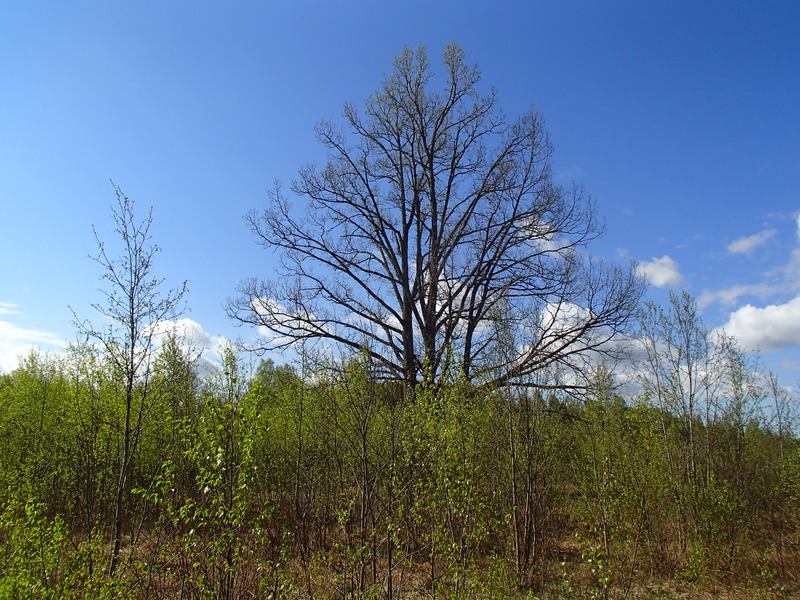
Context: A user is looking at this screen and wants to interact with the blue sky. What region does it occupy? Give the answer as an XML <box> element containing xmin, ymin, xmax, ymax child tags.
<box><xmin>1</xmin><ymin>1</ymin><xmax>799</xmax><ymax>384</ymax></box>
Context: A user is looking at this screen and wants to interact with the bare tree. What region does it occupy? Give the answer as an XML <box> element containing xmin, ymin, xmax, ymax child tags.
<box><xmin>230</xmin><ymin>44</ymin><xmax>643</xmax><ymax>389</ymax></box>
<box><xmin>767</xmin><ymin>371</ymin><xmax>796</xmax><ymax>461</ymax></box>
<box><xmin>636</xmin><ymin>291</ymin><xmax>715</xmax><ymax>482</ymax></box>
<box><xmin>73</xmin><ymin>184</ymin><xmax>186</xmax><ymax>575</ymax></box>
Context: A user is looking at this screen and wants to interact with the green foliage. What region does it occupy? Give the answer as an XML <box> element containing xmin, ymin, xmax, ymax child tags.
<box><xmin>0</xmin><ymin>309</ymin><xmax>797</xmax><ymax>597</ymax></box>
<box><xmin>404</xmin><ymin>379</ymin><xmax>497</xmax><ymax>596</ymax></box>
<box><xmin>0</xmin><ymin>494</ymin><xmax>70</xmax><ymax>597</ymax></box>
<box><xmin>0</xmin><ymin>493</ymin><xmax>133</xmax><ymax>599</ymax></box>
<box><xmin>0</xmin><ymin>352</ymin><xmax>72</xmax><ymax>500</ymax></box>
<box><xmin>679</xmin><ymin>540</ymin><xmax>708</xmax><ymax>583</ymax></box>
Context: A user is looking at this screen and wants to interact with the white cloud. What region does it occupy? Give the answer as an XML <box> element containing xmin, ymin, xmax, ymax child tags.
<box><xmin>0</xmin><ymin>320</ymin><xmax>65</xmax><ymax>373</ymax></box>
<box><xmin>249</xmin><ymin>296</ymin><xmax>332</xmax><ymax>349</ymax></box>
<box><xmin>538</xmin><ymin>302</ymin><xmax>591</xmax><ymax>348</ymax></box>
<box><xmin>0</xmin><ymin>313</ymin><xmax>229</xmax><ymax>374</ymax></box>
<box><xmin>636</xmin><ymin>256</ymin><xmax>684</xmax><ymax>288</ymax></box>
<box><xmin>782</xmin><ymin>248</ymin><xmax>800</xmax><ymax>288</ymax></box>
<box><xmin>718</xmin><ymin>296</ymin><xmax>800</xmax><ymax>352</ymax></box>
<box><xmin>697</xmin><ymin>283</ymin><xmax>778</xmax><ymax>309</ymax></box>
<box><xmin>726</xmin><ymin>229</ymin><xmax>776</xmax><ymax>256</ymax></box>
<box><xmin>147</xmin><ymin>318</ymin><xmax>229</xmax><ymax>365</ymax></box>
<box><xmin>0</xmin><ymin>303</ymin><xmax>20</xmax><ymax>316</ymax></box>
<box><xmin>702</xmin><ymin>223</ymin><xmax>800</xmax><ymax>309</ymax></box>
<box><xmin>0</xmin><ymin>302</ymin><xmax>19</xmax><ymax>315</ymax></box>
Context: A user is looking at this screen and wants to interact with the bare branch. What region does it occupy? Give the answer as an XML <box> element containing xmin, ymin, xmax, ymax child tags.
<box><xmin>230</xmin><ymin>45</ymin><xmax>644</xmax><ymax>389</ymax></box>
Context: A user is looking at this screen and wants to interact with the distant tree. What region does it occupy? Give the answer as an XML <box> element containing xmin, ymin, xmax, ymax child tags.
<box><xmin>152</xmin><ymin>330</ymin><xmax>202</xmax><ymax>419</ymax></box>
<box><xmin>251</xmin><ymin>357</ymin><xmax>299</xmax><ymax>396</ymax></box>
<box><xmin>230</xmin><ymin>44</ymin><xmax>644</xmax><ymax>389</ymax></box>
<box><xmin>767</xmin><ymin>371</ymin><xmax>796</xmax><ymax>461</ymax></box>
<box><xmin>73</xmin><ymin>184</ymin><xmax>186</xmax><ymax>575</ymax></box>
<box><xmin>636</xmin><ymin>291</ymin><xmax>712</xmax><ymax>482</ymax></box>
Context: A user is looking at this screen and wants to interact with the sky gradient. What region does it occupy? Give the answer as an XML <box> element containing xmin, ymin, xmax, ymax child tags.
<box><xmin>2</xmin><ymin>1</ymin><xmax>799</xmax><ymax>384</ymax></box>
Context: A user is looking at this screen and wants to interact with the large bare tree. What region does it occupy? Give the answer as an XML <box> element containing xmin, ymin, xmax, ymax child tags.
<box><xmin>230</xmin><ymin>44</ymin><xmax>644</xmax><ymax>389</ymax></box>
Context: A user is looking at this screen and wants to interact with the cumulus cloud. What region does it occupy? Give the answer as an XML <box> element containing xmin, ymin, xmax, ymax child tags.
<box><xmin>147</xmin><ymin>318</ymin><xmax>229</xmax><ymax>365</ymax></box>
<box><xmin>636</xmin><ymin>256</ymin><xmax>684</xmax><ymax>288</ymax></box>
<box><xmin>540</xmin><ymin>301</ymin><xmax>591</xmax><ymax>334</ymax></box>
<box><xmin>0</xmin><ymin>319</ymin><xmax>65</xmax><ymax>373</ymax></box>
<box><xmin>0</xmin><ymin>312</ymin><xmax>229</xmax><ymax>374</ymax></box>
<box><xmin>717</xmin><ymin>296</ymin><xmax>800</xmax><ymax>352</ymax></box>
<box><xmin>726</xmin><ymin>229</ymin><xmax>776</xmax><ymax>256</ymax></box>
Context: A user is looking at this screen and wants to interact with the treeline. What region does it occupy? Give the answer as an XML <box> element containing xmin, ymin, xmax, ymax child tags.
<box><xmin>0</xmin><ymin>326</ymin><xmax>798</xmax><ymax>598</ymax></box>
